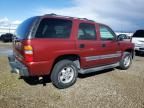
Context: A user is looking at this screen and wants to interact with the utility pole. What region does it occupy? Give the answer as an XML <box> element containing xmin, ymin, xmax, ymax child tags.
<box><xmin>9</xmin><ymin>23</ymin><xmax>11</xmax><ymax>33</ymax></box>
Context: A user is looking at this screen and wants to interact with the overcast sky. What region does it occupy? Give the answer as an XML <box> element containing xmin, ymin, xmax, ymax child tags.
<box><xmin>0</xmin><ymin>0</ymin><xmax>144</xmax><ymax>32</ymax></box>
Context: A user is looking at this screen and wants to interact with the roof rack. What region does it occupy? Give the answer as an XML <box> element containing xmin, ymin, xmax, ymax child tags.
<box><xmin>78</xmin><ymin>18</ymin><xmax>95</xmax><ymax>22</ymax></box>
<box><xmin>44</xmin><ymin>13</ymin><xmax>74</xmax><ymax>19</ymax></box>
<box><xmin>79</xmin><ymin>18</ymin><xmax>88</xmax><ymax>20</ymax></box>
<box><xmin>44</xmin><ymin>13</ymin><xmax>57</xmax><ymax>16</ymax></box>
<box><xmin>43</xmin><ymin>13</ymin><xmax>95</xmax><ymax>22</ymax></box>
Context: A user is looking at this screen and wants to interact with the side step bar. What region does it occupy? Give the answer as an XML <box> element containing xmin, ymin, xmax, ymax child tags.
<box><xmin>79</xmin><ymin>62</ymin><xmax>119</xmax><ymax>74</ymax></box>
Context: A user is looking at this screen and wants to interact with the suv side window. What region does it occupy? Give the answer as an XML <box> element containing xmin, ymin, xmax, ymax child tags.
<box><xmin>100</xmin><ymin>25</ymin><xmax>116</xmax><ymax>40</ymax></box>
<box><xmin>35</xmin><ymin>18</ymin><xmax>72</xmax><ymax>38</ymax></box>
<box><xmin>78</xmin><ymin>23</ymin><xmax>96</xmax><ymax>40</ymax></box>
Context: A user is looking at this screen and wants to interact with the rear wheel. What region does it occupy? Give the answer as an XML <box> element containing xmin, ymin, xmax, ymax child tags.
<box><xmin>51</xmin><ymin>60</ymin><xmax>78</xmax><ymax>89</ymax></box>
<box><xmin>119</xmin><ymin>52</ymin><xmax>132</xmax><ymax>70</ymax></box>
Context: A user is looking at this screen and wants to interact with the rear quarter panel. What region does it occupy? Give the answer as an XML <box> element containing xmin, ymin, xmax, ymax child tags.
<box><xmin>26</xmin><ymin>39</ymin><xmax>79</xmax><ymax>75</ymax></box>
<box><xmin>30</xmin><ymin>39</ymin><xmax>78</xmax><ymax>62</ymax></box>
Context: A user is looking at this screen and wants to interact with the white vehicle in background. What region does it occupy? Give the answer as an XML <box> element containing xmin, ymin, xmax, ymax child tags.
<box><xmin>131</xmin><ymin>30</ymin><xmax>144</xmax><ymax>54</ymax></box>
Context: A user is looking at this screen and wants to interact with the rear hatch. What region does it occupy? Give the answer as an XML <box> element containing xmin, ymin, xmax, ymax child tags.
<box><xmin>13</xmin><ymin>16</ymin><xmax>39</xmax><ymax>62</ymax></box>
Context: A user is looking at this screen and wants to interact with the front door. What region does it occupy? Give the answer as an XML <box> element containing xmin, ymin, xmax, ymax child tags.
<box><xmin>98</xmin><ymin>25</ymin><xmax>122</xmax><ymax>65</ymax></box>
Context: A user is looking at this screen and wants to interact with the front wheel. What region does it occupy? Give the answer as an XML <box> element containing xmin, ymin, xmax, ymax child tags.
<box><xmin>51</xmin><ymin>60</ymin><xmax>78</xmax><ymax>89</ymax></box>
<box><xmin>119</xmin><ymin>52</ymin><xmax>132</xmax><ymax>70</ymax></box>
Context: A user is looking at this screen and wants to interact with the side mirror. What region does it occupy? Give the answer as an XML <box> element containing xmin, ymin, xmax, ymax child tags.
<box><xmin>117</xmin><ymin>35</ymin><xmax>123</xmax><ymax>41</ymax></box>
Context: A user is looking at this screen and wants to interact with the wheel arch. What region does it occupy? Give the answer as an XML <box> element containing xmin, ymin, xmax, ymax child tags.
<box><xmin>50</xmin><ymin>54</ymin><xmax>81</xmax><ymax>74</ymax></box>
<box><xmin>124</xmin><ymin>48</ymin><xmax>135</xmax><ymax>59</ymax></box>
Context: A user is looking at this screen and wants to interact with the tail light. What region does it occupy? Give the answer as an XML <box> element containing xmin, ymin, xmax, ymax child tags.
<box><xmin>24</xmin><ymin>45</ymin><xmax>33</xmax><ymax>62</ymax></box>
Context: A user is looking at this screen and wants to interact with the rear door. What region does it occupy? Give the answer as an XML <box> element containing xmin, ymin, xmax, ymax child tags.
<box><xmin>98</xmin><ymin>25</ymin><xmax>121</xmax><ymax>65</ymax></box>
<box><xmin>76</xmin><ymin>21</ymin><xmax>101</xmax><ymax>68</ymax></box>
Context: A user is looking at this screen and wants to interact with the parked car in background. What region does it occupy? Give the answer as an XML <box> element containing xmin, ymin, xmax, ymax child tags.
<box><xmin>8</xmin><ymin>14</ymin><xmax>134</xmax><ymax>89</ymax></box>
<box><xmin>131</xmin><ymin>30</ymin><xmax>144</xmax><ymax>54</ymax></box>
<box><xmin>117</xmin><ymin>34</ymin><xmax>131</xmax><ymax>41</ymax></box>
<box><xmin>0</xmin><ymin>35</ymin><xmax>2</xmax><ymax>41</ymax></box>
<box><xmin>0</xmin><ymin>33</ymin><xmax>13</xmax><ymax>42</ymax></box>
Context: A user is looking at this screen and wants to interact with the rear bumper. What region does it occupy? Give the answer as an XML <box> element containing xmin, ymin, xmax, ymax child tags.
<box><xmin>8</xmin><ymin>55</ymin><xmax>53</xmax><ymax>76</ymax></box>
<box><xmin>8</xmin><ymin>55</ymin><xmax>29</xmax><ymax>76</ymax></box>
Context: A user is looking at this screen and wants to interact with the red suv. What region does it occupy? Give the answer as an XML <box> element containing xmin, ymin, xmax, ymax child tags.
<box><xmin>8</xmin><ymin>14</ymin><xmax>134</xmax><ymax>89</ymax></box>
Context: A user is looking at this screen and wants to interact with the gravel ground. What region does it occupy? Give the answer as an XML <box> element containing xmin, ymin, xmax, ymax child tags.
<box><xmin>0</xmin><ymin>42</ymin><xmax>12</xmax><ymax>56</ymax></box>
<box><xmin>0</xmin><ymin>42</ymin><xmax>12</xmax><ymax>49</ymax></box>
<box><xmin>0</xmin><ymin>43</ymin><xmax>144</xmax><ymax>108</ymax></box>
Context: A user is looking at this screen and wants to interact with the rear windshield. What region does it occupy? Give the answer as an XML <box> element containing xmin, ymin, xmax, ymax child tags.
<box><xmin>133</xmin><ymin>30</ymin><xmax>144</xmax><ymax>38</ymax></box>
<box><xmin>16</xmin><ymin>16</ymin><xmax>38</xmax><ymax>39</ymax></box>
<box><xmin>35</xmin><ymin>18</ymin><xmax>72</xmax><ymax>38</ymax></box>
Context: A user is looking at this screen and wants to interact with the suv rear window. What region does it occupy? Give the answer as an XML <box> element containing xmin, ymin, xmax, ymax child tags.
<box><xmin>16</xmin><ymin>16</ymin><xmax>38</xmax><ymax>39</ymax></box>
<box><xmin>133</xmin><ymin>30</ymin><xmax>144</xmax><ymax>38</ymax></box>
<box><xmin>35</xmin><ymin>18</ymin><xmax>72</xmax><ymax>38</ymax></box>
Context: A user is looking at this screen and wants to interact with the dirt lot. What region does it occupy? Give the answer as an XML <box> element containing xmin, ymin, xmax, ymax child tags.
<box><xmin>0</xmin><ymin>42</ymin><xmax>12</xmax><ymax>49</ymax></box>
<box><xmin>0</xmin><ymin>42</ymin><xmax>144</xmax><ymax>108</ymax></box>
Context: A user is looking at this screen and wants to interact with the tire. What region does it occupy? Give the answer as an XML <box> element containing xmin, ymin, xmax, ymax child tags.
<box><xmin>51</xmin><ymin>60</ymin><xmax>78</xmax><ymax>89</ymax></box>
<box><xmin>119</xmin><ymin>52</ymin><xmax>132</xmax><ymax>70</ymax></box>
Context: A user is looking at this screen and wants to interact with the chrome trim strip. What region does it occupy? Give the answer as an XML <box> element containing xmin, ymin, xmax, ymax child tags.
<box><xmin>85</xmin><ymin>56</ymin><xmax>99</xmax><ymax>61</ymax></box>
<box><xmin>85</xmin><ymin>52</ymin><xmax>122</xmax><ymax>61</ymax></box>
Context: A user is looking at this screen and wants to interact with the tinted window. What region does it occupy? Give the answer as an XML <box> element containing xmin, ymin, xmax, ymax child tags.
<box><xmin>35</xmin><ymin>18</ymin><xmax>72</xmax><ymax>38</ymax></box>
<box><xmin>100</xmin><ymin>26</ymin><xmax>116</xmax><ymax>40</ymax></box>
<box><xmin>133</xmin><ymin>30</ymin><xmax>144</xmax><ymax>37</ymax></box>
<box><xmin>78</xmin><ymin>23</ymin><xmax>96</xmax><ymax>40</ymax></box>
<box><xmin>16</xmin><ymin>16</ymin><xmax>38</xmax><ymax>39</ymax></box>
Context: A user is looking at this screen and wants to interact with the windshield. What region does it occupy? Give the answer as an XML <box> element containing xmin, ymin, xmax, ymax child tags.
<box><xmin>15</xmin><ymin>16</ymin><xmax>38</xmax><ymax>39</ymax></box>
<box><xmin>133</xmin><ymin>30</ymin><xmax>144</xmax><ymax>38</ymax></box>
